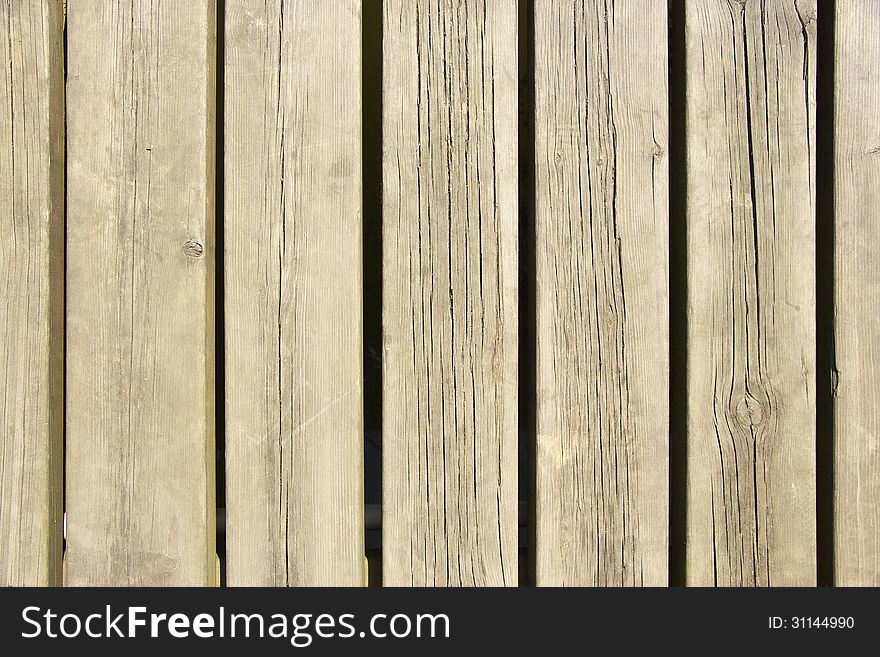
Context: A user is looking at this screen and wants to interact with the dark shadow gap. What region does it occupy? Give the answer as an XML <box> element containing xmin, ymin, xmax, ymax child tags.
<box><xmin>362</xmin><ymin>0</ymin><xmax>384</xmax><ymax>587</ymax></box>
<box><xmin>215</xmin><ymin>0</ymin><xmax>227</xmax><ymax>587</ymax></box>
<box><xmin>667</xmin><ymin>0</ymin><xmax>688</xmax><ymax>588</ymax></box>
<box><xmin>60</xmin><ymin>4</ymin><xmax>70</xmax><ymax>582</ymax></box>
<box><xmin>815</xmin><ymin>0</ymin><xmax>835</xmax><ymax>588</ymax></box>
<box><xmin>518</xmin><ymin>0</ymin><xmax>537</xmax><ymax>588</ymax></box>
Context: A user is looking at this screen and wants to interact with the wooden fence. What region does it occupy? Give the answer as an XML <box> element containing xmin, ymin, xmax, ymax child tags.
<box><xmin>1</xmin><ymin>0</ymin><xmax>878</xmax><ymax>587</ymax></box>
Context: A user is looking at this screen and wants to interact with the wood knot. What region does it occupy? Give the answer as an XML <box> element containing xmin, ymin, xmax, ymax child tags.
<box><xmin>735</xmin><ymin>392</ymin><xmax>767</xmax><ymax>428</ymax></box>
<box><xmin>183</xmin><ymin>239</ymin><xmax>204</xmax><ymax>259</ymax></box>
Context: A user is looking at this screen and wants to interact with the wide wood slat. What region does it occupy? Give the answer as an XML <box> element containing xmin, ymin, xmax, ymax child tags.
<box><xmin>224</xmin><ymin>0</ymin><xmax>364</xmax><ymax>586</ymax></box>
<box><xmin>534</xmin><ymin>0</ymin><xmax>669</xmax><ymax>586</ymax></box>
<box><xmin>685</xmin><ymin>0</ymin><xmax>816</xmax><ymax>586</ymax></box>
<box><xmin>65</xmin><ymin>0</ymin><xmax>216</xmax><ymax>586</ymax></box>
<box><xmin>0</xmin><ymin>0</ymin><xmax>64</xmax><ymax>586</ymax></box>
<box><xmin>833</xmin><ymin>0</ymin><xmax>880</xmax><ymax>586</ymax></box>
<box><xmin>382</xmin><ymin>0</ymin><xmax>518</xmax><ymax>586</ymax></box>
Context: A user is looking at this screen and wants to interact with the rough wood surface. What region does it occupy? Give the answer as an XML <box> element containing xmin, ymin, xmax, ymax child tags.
<box><xmin>833</xmin><ymin>0</ymin><xmax>880</xmax><ymax>586</ymax></box>
<box><xmin>534</xmin><ymin>0</ymin><xmax>669</xmax><ymax>586</ymax></box>
<box><xmin>66</xmin><ymin>0</ymin><xmax>216</xmax><ymax>586</ymax></box>
<box><xmin>383</xmin><ymin>0</ymin><xmax>518</xmax><ymax>586</ymax></box>
<box><xmin>224</xmin><ymin>0</ymin><xmax>364</xmax><ymax>587</ymax></box>
<box><xmin>0</xmin><ymin>0</ymin><xmax>64</xmax><ymax>586</ymax></box>
<box><xmin>685</xmin><ymin>0</ymin><xmax>816</xmax><ymax>586</ymax></box>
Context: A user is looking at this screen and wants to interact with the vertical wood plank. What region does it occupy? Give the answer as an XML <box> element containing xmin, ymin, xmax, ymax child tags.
<box><xmin>0</xmin><ymin>0</ymin><xmax>64</xmax><ymax>586</ymax></box>
<box><xmin>66</xmin><ymin>0</ymin><xmax>216</xmax><ymax>586</ymax></box>
<box><xmin>224</xmin><ymin>0</ymin><xmax>364</xmax><ymax>586</ymax></box>
<box><xmin>685</xmin><ymin>0</ymin><xmax>816</xmax><ymax>585</ymax></box>
<box><xmin>833</xmin><ymin>0</ymin><xmax>880</xmax><ymax>586</ymax></box>
<box><xmin>534</xmin><ymin>0</ymin><xmax>669</xmax><ymax>586</ymax></box>
<box><xmin>383</xmin><ymin>0</ymin><xmax>518</xmax><ymax>586</ymax></box>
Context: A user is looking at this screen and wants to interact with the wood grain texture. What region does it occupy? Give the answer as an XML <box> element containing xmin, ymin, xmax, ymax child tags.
<box><xmin>66</xmin><ymin>0</ymin><xmax>216</xmax><ymax>586</ymax></box>
<box><xmin>224</xmin><ymin>0</ymin><xmax>364</xmax><ymax>586</ymax></box>
<box><xmin>383</xmin><ymin>0</ymin><xmax>518</xmax><ymax>586</ymax></box>
<box><xmin>685</xmin><ymin>0</ymin><xmax>816</xmax><ymax>586</ymax></box>
<box><xmin>833</xmin><ymin>0</ymin><xmax>880</xmax><ymax>586</ymax></box>
<box><xmin>0</xmin><ymin>0</ymin><xmax>64</xmax><ymax>586</ymax></box>
<box><xmin>534</xmin><ymin>0</ymin><xmax>669</xmax><ymax>586</ymax></box>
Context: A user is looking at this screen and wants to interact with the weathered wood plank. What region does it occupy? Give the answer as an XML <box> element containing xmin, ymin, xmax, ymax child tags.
<box><xmin>0</xmin><ymin>0</ymin><xmax>64</xmax><ymax>586</ymax></box>
<box><xmin>534</xmin><ymin>0</ymin><xmax>669</xmax><ymax>586</ymax></box>
<box><xmin>66</xmin><ymin>0</ymin><xmax>216</xmax><ymax>586</ymax></box>
<box><xmin>833</xmin><ymin>0</ymin><xmax>880</xmax><ymax>586</ymax></box>
<box><xmin>383</xmin><ymin>0</ymin><xmax>518</xmax><ymax>586</ymax></box>
<box><xmin>224</xmin><ymin>0</ymin><xmax>364</xmax><ymax>586</ymax></box>
<box><xmin>685</xmin><ymin>0</ymin><xmax>816</xmax><ymax>586</ymax></box>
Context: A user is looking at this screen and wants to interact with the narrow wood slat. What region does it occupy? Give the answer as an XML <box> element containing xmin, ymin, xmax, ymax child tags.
<box><xmin>534</xmin><ymin>0</ymin><xmax>669</xmax><ymax>586</ymax></box>
<box><xmin>383</xmin><ymin>0</ymin><xmax>518</xmax><ymax>586</ymax></box>
<box><xmin>0</xmin><ymin>0</ymin><xmax>64</xmax><ymax>586</ymax></box>
<box><xmin>224</xmin><ymin>0</ymin><xmax>364</xmax><ymax>586</ymax></box>
<box><xmin>66</xmin><ymin>0</ymin><xmax>216</xmax><ymax>586</ymax></box>
<box><xmin>685</xmin><ymin>0</ymin><xmax>816</xmax><ymax>585</ymax></box>
<box><xmin>833</xmin><ymin>0</ymin><xmax>880</xmax><ymax>586</ymax></box>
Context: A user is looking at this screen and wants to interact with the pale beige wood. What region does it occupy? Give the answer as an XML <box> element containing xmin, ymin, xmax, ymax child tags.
<box><xmin>383</xmin><ymin>0</ymin><xmax>518</xmax><ymax>586</ymax></box>
<box><xmin>0</xmin><ymin>0</ymin><xmax>64</xmax><ymax>586</ymax></box>
<box><xmin>534</xmin><ymin>0</ymin><xmax>669</xmax><ymax>587</ymax></box>
<box><xmin>65</xmin><ymin>0</ymin><xmax>216</xmax><ymax>586</ymax></box>
<box><xmin>685</xmin><ymin>0</ymin><xmax>816</xmax><ymax>585</ymax></box>
<box><xmin>833</xmin><ymin>0</ymin><xmax>880</xmax><ymax>586</ymax></box>
<box><xmin>224</xmin><ymin>0</ymin><xmax>364</xmax><ymax>586</ymax></box>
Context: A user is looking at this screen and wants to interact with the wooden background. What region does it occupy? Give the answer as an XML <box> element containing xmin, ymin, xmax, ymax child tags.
<box><xmin>1</xmin><ymin>0</ymin><xmax>878</xmax><ymax>587</ymax></box>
